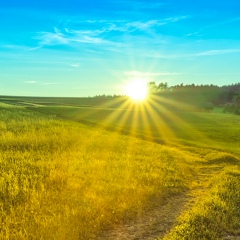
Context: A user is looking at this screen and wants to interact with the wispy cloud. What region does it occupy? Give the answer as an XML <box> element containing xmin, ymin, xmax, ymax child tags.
<box><xmin>99</xmin><ymin>16</ymin><xmax>188</xmax><ymax>33</ymax></box>
<box><xmin>24</xmin><ymin>81</ymin><xmax>62</xmax><ymax>86</ymax></box>
<box><xmin>203</xmin><ymin>17</ymin><xmax>240</xmax><ymax>30</ymax></box>
<box><xmin>1</xmin><ymin>44</ymin><xmax>40</xmax><ymax>52</ymax></box>
<box><xmin>35</xmin><ymin>31</ymin><xmax>69</xmax><ymax>46</ymax></box>
<box><xmin>2</xmin><ymin>44</ymin><xmax>27</xmax><ymax>50</ymax></box>
<box><xmin>33</xmin><ymin>16</ymin><xmax>188</xmax><ymax>49</ymax></box>
<box><xmin>112</xmin><ymin>0</ymin><xmax>166</xmax><ymax>10</ymax></box>
<box><xmin>24</xmin><ymin>81</ymin><xmax>37</xmax><ymax>84</ymax></box>
<box><xmin>140</xmin><ymin>48</ymin><xmax>240</xmax><ymax>59</ymax></box>
<box><xmin>195</xmin><ymin>49</ymin><xmax>240</xmax><ymax>56</ymax></box>
<box><xmin>70</xmin><ymin>63</ymin><xmax>81</xmax><ymax>68</ymax></box>
<box><xmin>185</xmin><ymin>17</ymin><xmax>240</xmax><ymax>39</ymax></box>
<box><xmin>35</xmin><ymin>27</ymin><xmax>122</xmax><ymax>48</ymax></box>
<box><xmin>193</xmin><ymin>72</ymin><xmax>240</xmax><ymax>76</ymax></box>
<box><xmin>41</xmin><ymin>82</ymin><xmax>61</xmax><ymax>86</ymax></box>
<box><xmin>124</xmin><ymin>71</ymin><xmax>182</xmax><ymax>77</ymax></box>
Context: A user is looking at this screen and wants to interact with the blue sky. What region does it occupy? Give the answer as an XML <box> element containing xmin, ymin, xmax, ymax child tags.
<box><xmin>1</xmin><ymin>0</ymin><xmax>240</xmax><ymax>97</ymax></box>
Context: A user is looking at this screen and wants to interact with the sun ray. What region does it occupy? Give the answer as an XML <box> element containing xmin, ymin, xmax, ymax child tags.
<box><xmin>147</xmin><ymin>94</ymin><xmax>214</xmax><ymax>146</ymax></box>
<box><xmin>143</xmin><ymin>98</ymin><xmax>176</xmax><ymax>144</ymax></box>
<box><xmin>99</xmin><ymin>98</ymin><xmax>132</xmax><ymax>129</ymax></box>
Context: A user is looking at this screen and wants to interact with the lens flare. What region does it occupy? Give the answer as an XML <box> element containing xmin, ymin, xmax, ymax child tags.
<box><xmin>126</xmin><ymin>79</ymin><xmax>148</xmax><ymax>101</ymax></box>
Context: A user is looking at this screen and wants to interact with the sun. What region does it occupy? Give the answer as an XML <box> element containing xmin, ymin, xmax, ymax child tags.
<box><xmin>125</xmin><ymin>79</ymin><xmax>148</xmax><ymax>101</ymax></box>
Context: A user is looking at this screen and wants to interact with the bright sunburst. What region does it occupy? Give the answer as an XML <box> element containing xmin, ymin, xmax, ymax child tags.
<box><xmin>126</xmin><ymin>79</ymin><xmax>148</xmax><ymax>101</ymax></box>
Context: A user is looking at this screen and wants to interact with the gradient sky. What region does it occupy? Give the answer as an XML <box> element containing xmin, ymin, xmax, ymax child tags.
<box><xmin>1</xmin><ymin>0</ymin><xmax>240</xmax><ymax>97</ymax></box>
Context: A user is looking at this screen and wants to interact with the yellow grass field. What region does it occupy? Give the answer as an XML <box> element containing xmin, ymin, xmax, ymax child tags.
<box><xmin>0</xmin><ymin>102</ymin><xmax>239</xmax><ymax>239</ymax></box>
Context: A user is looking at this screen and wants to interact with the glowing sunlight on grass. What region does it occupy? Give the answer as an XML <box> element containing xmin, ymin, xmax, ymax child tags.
<box><xmin>1</xmin><ymin>98</ymin><xmax>240</xmax><ymax>239</ymax></box>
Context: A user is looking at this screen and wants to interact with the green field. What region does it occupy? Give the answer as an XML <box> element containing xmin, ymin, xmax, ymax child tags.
<box><xmin>0</xmin><ymin>98</ymin><xmax>239</xmax><ymax>239</ymax></box>
<box><xmin>34</xmin><ymin>103</ymin><xmax>240</xmax><ymax>155</ymax></box>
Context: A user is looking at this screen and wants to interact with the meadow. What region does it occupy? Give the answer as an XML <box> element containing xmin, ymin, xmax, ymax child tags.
<box><xmin>0</xmin><ymin>98</ymin><xmax>239</xmax><ymax>239</ymax></box>
<box><xmin>34</xmin><ymin>103</ymin><xmax>240</xmax><ymax>155</ymax></box>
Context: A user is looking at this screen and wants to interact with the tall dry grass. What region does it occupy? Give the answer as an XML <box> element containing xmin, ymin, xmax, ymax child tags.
<box><xmin>0</xmin><ymin>105</ymin><xmax>195</xmax><ymax>239</ymax></box>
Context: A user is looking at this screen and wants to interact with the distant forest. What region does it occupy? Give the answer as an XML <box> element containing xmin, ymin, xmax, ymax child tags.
<box><xmin>95</xmin><ymin>82</ymin><xmax>240</xmax><ymax>114</ymax></box>
<box><xmin>1</xmin><ymin>83</ymin><xmax>240</xmax><ymax>114</ymax></box>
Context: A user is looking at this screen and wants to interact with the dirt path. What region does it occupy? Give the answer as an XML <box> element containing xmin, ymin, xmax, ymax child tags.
<box><xmin>96</xmin><ymin>164</ymin><xmax>225</xmax><ymax>240</ymax></box>
<box><xmin>96</xmin><ymin>193</ymin><xmax>190</xmax><ymax>240</ymax></box>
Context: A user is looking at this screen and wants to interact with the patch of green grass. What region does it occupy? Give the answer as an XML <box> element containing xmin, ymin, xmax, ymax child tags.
<box><xmin>36</xmin><ymin>105</ymin><xmax>240</xmax><ymax>155</ymax></box>
<box><xmin>163</xmin><ymin>166</ymin><xmax>240</xmax><ymax>240</ymax></box>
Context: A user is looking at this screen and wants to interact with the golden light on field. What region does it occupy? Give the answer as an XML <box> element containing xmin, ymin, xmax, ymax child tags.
<box><xmin>125</xmin><ymin>79</ymin><xmax>148</xmax><ymax>101</ymax></box>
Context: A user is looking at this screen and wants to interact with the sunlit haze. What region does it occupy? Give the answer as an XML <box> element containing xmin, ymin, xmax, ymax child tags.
<box><xmin>1</xmin><ymin>0</ymin><xmax>240</xmax><ymax>97</ymax></box>
<box><xmin>1</xmin><ymin>2</ymin><xmax>240</xmax><ymax>236</ymax></box>
<box><xmin>126</xmin><ymin>80</ymin><xmax>148</xmax><ymax>101</ymax></box>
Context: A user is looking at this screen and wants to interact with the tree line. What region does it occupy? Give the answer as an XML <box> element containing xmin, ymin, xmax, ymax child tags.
<box><xmin>93</xmin><ymin>82</ymin><xmax>240</xmax><ymax>114</ymax></box>
<box><xmin>146</xmin><ymin>82</ymin><xmax>240</xmax><ymax>114</ymax></box>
